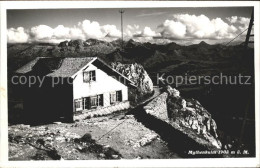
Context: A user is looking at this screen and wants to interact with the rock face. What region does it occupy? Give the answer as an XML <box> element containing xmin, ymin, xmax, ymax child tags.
<box><xmin>111</xmin><ymin>62</ymin><xmax>153</xmax><ymax>95</ymax></box>
<box><xmin>166</xmin><ymin>86</ymin><xmax>222</xmax><ymax>149</ymax></box>
<box><xmin>143</xmin><ymin>85</ymin><xmax>222</xmax><ymax>150</ymax></box>
<box><xmin>68</xmin><ymin>39</ymin><xmax>84</xmax><ymax>47</ymax></box>
<box><xmin>55</xmin><ymin>39</ymin><xmax>117</xmax><ymax>57</ymax></box>
<box><xmin>58</xmin><ymin>40</ymin><xmax>68</xmax><ymax>48</ymax></box>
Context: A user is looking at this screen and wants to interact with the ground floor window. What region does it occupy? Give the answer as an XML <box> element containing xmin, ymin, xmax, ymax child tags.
<box><xmin>74</xmin><ymin>99</ymin><xmax>82</xmax><ymax>111</ymax></box>
<box><xmin>90</xmin><ymin>94</ymin><xmax>103</xmax><ymax>108</ymax></box>
<box><xmin>79</xmin><ymin>94</ymin><xmax>103</xmax><ymax>110</ymax></box>
<box><xmin>110</xmin><ymin>90</ymin><xmax>122</xmax><ymax>104</ymax></box>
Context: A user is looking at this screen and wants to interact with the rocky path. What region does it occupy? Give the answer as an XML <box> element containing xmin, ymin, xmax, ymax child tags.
<box><xmin>8</xmin><ymin>87</ymin><xmax>179</xmax><ymax>160</ymax></box>
<box><xmin>8</xmin><ymin>107</ymin><xmax>179</xmax><ymax>160</ymax></box>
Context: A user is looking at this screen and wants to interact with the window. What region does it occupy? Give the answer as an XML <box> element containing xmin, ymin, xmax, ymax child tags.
<box><xmin>74</xmin><ymin>99</ymin><xmax>82</xmax><ymax>111</ymax></box>
<box><xmin>83</xmin><ymin>70</ymin><xmax>96</xmax><ymax>83</ymax></box>
<box><xmin>90</xmin><ymin>94</ymin><xmax>103</xmax><ymax>108</ymax></box>
<box><xmin>110</xmin><ymin>90</ymin><xmax>122</xmax><ymax>104</ymax></box>
<box><xmin>82</xmin><ymin>94</ymin><xmax>103</xmax><ymax>109</ymax></box>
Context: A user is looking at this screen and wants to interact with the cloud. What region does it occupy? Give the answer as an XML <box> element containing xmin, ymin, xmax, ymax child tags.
<box><xmin>53</xmin><ymin>25</ymin><xmax>70</xmax><ymax>39</ymax></box>
<box><xmin>125</xmin><ymin>24</ymin><xmax>141</xmax><ymax>37</ymax></box>
<box><xmin>79</xmin><ymin>20</ymin><xmax>122</xmax><ymax>39</ymax></box>
<box><xmin>227</xmin><ymin>16</ymin><xmax>250</xmax><ymax>26</ymax></box>
<box><xmin>226</xmin><ymin>16</ymin><xmax>250</xmax><ymax>33</ymax></box>
<box><xmin>211</xmin><ymin>18</ymin><xmax>238</xmax><ymax>39</ymax></box>
<box><xmin>226</xmin><ymin>16</ymin><xmax>238</xmax><ymax>23</ymax></box>
<box><xmin>142</xmin><ymin>27</ymin><xmax>158</xmax><ymax>37</ymax></box>
<box><xmin>158</xmin><ymin>20</ymin><xmax>186</xmax><ymax>39</ymax></box>
<box><xmin>69</xmin><ymin>27</ymin><xmax>85</xmax><ymax>40</ymax></box>
<box><xmin>30</xmin><ymin>25</ymin><xmax>54</xmax><ymax>40</ymax></box>
<box><xmin>157</xmin><ymin>14</ymin><xmax>239</xmax><ymax>40</ymax></box>
<box><xmin>7</xmin><ymin>27</ymin><xmax>29</xmax><ymax>43</ymax></box>
<box><xmin>7</xmin><ymin>14</ymin><xmax>250</xmax><ymax>44</ymax></box>
<box><xmin>102</xmin><ymin>24</ymin><xmax>121</xmax><ymax>38</ymax></box>
<box><xmin>237</xmin><ymin>17</ymin><xmax>250</xmax><ymax>33</ymax></box>
<box><xmin>134</xmin><ymin>26</ymin><xmax>158</xmax><ymax>37</ymax></box>
<box><xmin>238</xmin><ymin>17</ymin><xmax>250</xmax><ymax>25</ymax></box>
<box><xmin>79</xmin><ymin>20</ymin><xmax>104</xmax><ymax>39</ymax></box>
<box><xmin>136</xmin><ymin>12</ymin><xmax>167</xmax><ymax>17</ymax></box>
<box><xmin>7</xmin><ymin>19</ymin><xmax>121</xmax><ymax>43</ymax></box>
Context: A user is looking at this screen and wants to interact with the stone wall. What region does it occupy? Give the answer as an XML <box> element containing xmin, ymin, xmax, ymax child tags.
<box><xmin>143</xmin><ymin>92</ymin><xmax>168</xmax><ymax>121</ymax></box>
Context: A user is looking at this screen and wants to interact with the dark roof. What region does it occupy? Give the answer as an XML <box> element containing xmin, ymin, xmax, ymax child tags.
<box><xmin>16</xmin><ymin>57</ymin><xmax>137</xmax><ymax>87</ymax></box>
<box><xmin>16</xmin><ymin>57</ymin><xmax>95</xmax><ymax>77</ymax></box>
<box><xmin>47</xmin><ymin>57</ymin><xmax>95</xmax><ymax>77</ymax></box>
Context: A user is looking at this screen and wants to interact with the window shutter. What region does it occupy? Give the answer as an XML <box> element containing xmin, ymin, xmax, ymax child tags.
<box><xmin>116</xmin><ymin>90</ymin><xmax>122</xmax><ymax>101</ymax></box>
<box><xmin>92</xmin><ymin>71</ymin><xmax>96</xmax><ymax>81</ymax></box>
<box><xmin>119</xmin><ymin>91</ymin><xmax>122</xmax><ymax>101</ymax></box>
<box><xmin>87</xmin><ymin>97</ymin><xmax>91</xmax><ymax>109</ymax></box>
<box><xmin>83</xmin><ymin>97</ymin><xmax>90</xmax><ymax>110</ymax></box>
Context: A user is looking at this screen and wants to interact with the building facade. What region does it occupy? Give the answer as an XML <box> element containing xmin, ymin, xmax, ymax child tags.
<box><xmin>15</xmin><ymin>57</ymin><xmax>136</xmax><ymax>123</ymax></box>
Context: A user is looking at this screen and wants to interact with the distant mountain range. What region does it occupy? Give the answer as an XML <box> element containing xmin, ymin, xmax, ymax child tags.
<box><xmin>8</xmin><ymin>38</ymin><xmax>253</xmax><ymax>80</ymax></box>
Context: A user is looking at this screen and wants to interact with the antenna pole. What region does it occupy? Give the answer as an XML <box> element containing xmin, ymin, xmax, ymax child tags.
<box><xmin>119</xmin><ymin>10</ymin><xmax>124</xmax><ymax>45</ymax></box>
<box><xmin>119</xmin><ymin>9</ymin><xmax>125</xmax><ymax>62</ymax></box>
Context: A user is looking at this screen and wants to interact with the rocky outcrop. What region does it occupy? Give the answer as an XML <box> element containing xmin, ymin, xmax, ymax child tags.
<box><xmin>84</xmin><ymin>38</ymin><xmax>110</xmax><ymax>46</ymax></box>
<box><xmin>143</xmin><ymin>86</ymin><xmax>222</xmax><ymax>150</ymax></box>
<box><xmin>68</xmin><ymin>39</ymin><xmax>84</xmax><ymax>48</ymax></box>
<box><xmin>58</xmin><ymin>40</ymin><xmax>68</xmax><ymax>48</ymax></box>
<box><xmin>166</xmin><ymin>86</ymin><xmax>221</xmax><ymax>149</ymax></box>
<box><xmin>111</xmin><ymin>62</ymin><xmax>153</xmax><ymax>95</ymax></box>
<box><xmin>55</xmin><ymin>39</ymin><xmax>117</xmax><ymax>57</ymax></box>
<box><xmin>57</xmin><ymin>40</ymin><xmax>84</xmax><ymax>53</ymax></box>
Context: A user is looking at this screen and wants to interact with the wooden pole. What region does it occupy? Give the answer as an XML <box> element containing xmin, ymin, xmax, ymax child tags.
<box><xmin>245</xmin><ymin>9</ymin><xmax>254</xmax><ymax>49</ymax></box>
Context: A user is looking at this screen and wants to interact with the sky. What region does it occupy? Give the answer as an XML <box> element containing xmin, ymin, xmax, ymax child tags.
<box><xmin>7</xmin><ymin>7</ymin><xmax>253</xmax><ymax>44</ymax></box>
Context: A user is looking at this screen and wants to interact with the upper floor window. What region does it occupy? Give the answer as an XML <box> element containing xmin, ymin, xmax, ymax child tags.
<box><xmin>83</xmin><ymin>70</ymin><xmax>96</xmax><ymax>83</ymax></box>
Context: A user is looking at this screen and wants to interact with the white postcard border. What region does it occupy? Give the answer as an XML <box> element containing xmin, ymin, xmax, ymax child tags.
<box><xmin>0</xmin><ymin>1</ymin><xmax>259</xmax><ymax>167</ymax></box>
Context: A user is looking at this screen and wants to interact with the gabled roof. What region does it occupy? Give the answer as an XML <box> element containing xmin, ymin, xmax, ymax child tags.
<box><xmin>47</xmin><ymin>57</ymin><xmax>96</xmax><ymax>77</ymax></box>
<box><xmin>16</xmin><ymin>56</ymin><xmax>137</xmax><ymax>87</ymax></box>
<box><xmin>16</xmin><ymin>57</ymin><xmax>96</xmax><ymax>77</ymax></box>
